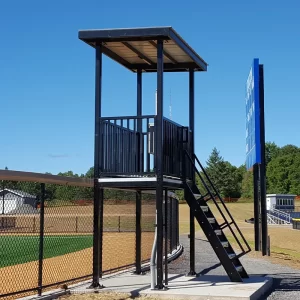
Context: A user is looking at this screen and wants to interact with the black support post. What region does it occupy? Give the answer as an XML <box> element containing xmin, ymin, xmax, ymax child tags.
<box><xmin>155</xmin><ymin>39</ymin><xmax>164</xmax><ymax>289</ymax></box>
<box><xmin>169</xmin><ymin>197</ymin><xmax>173</xmax><ymax>251</ymax></box>
<box><xmin>2</xmin><ymin>180</ymin><xmax>4</xmax><ymax>215</ymax></box>
<box><xmin>253</xmin><ymin>164</ymin><xmax>261</xmax><ymax>251</ymax></box>
<box><xmin>135</xmin><ymin>191</ymin><xmax>142</xmax><ymax>274</ymax></box>
<box><xmin>259</xmin><ymin>64</ymin><xmax>267</xmax><ymax>255</ymax></box>
<box><xmin>188</xmin><ymin>69</ymin><xmax>196</xmax><ymax>275</ymax></box>
<box><xmin>137</xmin><ymin>70</ymin><xmax>143</xmax><ymax>170</ymax></box>
<box><xmin>91</xmin><ymin>44</ymin><xmax>103</xmax><ymax>288</ymax></box>
<box><xmin>38</xmin><ymin>183</ymin><xmax>45</xmax><ymax>296</ymax></box>
<box><xmin>136</xmin><ymin>70</ymin><xmax>142</xmax><ymax>274</ymax></box>
<box><xmin>164</xmin><ymin>189</ymin><xmax>168</xmax><ymax>286</ymax></box>
<box><xmin>175</xmin><ymin>201</ymin><xmax>179</xmax><ymax>249</ymax></box>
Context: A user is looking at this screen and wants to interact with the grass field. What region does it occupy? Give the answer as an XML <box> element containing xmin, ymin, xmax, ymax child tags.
<box><xmin>0</xmin><ymin>232</ymin><xmax>154</xmax><ymax>297</ymax></box>
<box><xmin>0</xmin><ymin>235</ymin><xmax>93</xmax><ymax>268</ymax></box>
<box><xmin>2</xmin><ymin>201</ymin><xmax>300</xmax><ymax>299</ymax></box>
<box><xmin>179</xmin><ymin>202</ymin><xmax>300</xmax><ymax>269</ymax></box>
<box><xmin>0</xmin><ymin>203</ymin><xmax>156</xmax><ymax>298</ymax></box>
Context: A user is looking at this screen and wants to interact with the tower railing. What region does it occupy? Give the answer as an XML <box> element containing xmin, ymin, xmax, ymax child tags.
<box><xmin>163</xmin><ymin>118</ymin><xmax>189</xmax><ymax>178</ymax></box>
<box><xmin>98</xmin><ymin>115</ymin><xmax>189</xmax><ymax>179</ymax></box>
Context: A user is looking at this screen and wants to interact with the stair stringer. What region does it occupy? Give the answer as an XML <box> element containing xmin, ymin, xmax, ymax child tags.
<box><xmin>184</xmin><ymin>182</ymin><xmax>249</xmax><ymax>282</ymax></box>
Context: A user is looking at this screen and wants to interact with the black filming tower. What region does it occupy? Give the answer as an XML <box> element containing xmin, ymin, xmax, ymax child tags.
<box><xmin>79</xmin><ymin>26</ymin><xmax>251</xmax><ymax>289</ymax></box>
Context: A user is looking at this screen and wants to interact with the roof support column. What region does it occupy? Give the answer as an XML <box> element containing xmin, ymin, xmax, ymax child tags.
<box><xmin>137</xmin><ymin>70</ymin><xmax>143</xmax><ymax>172</ymax></box>
<box><xmin>135</xmin><ymin>70</ymin><xmax>142</xmax><ymax>274</ymax></box>
<box><xmin>92</xmin><ymin>43</ymin><xmax>104</xmax><ymax>288</ymax></box>
<box><xmin>188</xmin><ymin>69</ymin><xmax>196</xmax><ymax>276</ymax></box>
<box><xmin>155</xmin><ymin>39</ymin><xmax>164</xmax><ymax>289</ymax></box>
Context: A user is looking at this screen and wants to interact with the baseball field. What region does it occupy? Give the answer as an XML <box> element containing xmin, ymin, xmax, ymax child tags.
<box><xmin>0</xmin><ymin>203</ymin><xmax>155</xmax><ymax>297</ymax></box>
<box><xmin>4</xmin><ymin>201</ymin><xmax>299</xmax><ymax>298</ymax></box>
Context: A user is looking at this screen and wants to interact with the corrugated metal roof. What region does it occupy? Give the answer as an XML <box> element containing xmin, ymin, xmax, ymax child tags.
<box><xmin>0</xmin><ymin>189</ymin><xmax>36</xmax><ymax>198</ymax></box>
<box><xmin>78</xmin><ymin>26</ymin><xmax>208</xmax><ymax>73</ymax></box>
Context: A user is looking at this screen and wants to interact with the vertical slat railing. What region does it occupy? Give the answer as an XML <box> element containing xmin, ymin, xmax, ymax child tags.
<box><xmin>99</xmin><ymin>116</ymin><xmax>155</xmax><ymax>176</ymax></box>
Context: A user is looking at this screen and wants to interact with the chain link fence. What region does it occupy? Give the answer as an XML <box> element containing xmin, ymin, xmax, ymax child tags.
<box><xmin>0</xmin><ymin>171</ymin><xmax>180</xmax><ymax>299</ymax></box>
<box><xmin>103</xmin><ymin>190</ymin><xmax>137</xmax><ymax>274</ymax></box>
<box><xmin>0</xmin><ymin>178</ymin><xmax>94</xmax><ymax>299</ymax></box>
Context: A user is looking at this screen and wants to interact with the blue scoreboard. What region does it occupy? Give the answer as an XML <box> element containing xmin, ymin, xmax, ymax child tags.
<box><xmin>245</xmin><ymin>58</ymin><xmax>261</xmax><ymax>170</ymax></box>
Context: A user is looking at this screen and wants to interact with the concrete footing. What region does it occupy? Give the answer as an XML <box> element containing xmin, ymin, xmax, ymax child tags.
<box><xmin>70</xmin><ymin>272</ymin><xmax>273</xmax><ymax>300</ymax></box>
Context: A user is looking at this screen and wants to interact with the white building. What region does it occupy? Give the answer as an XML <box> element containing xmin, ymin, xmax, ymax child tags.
<box><xmin>266</xmin><ymin>194</ymin><xmax>296</xmax><ymax>212</ymax></box>
<box><xmin>0</xmin><ymin>189</ymin><xmax>37</xmax><ymax>214</ymax></box>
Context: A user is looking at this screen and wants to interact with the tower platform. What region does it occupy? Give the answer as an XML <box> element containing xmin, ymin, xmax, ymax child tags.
<box><xmin>98</xmin><ymin>175</ymin><xmax>188</xmax><ymax>190</ymax></box>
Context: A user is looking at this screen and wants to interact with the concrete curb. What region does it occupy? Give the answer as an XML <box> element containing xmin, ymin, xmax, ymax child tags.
<box><xmin>17</xmin><ymin>244</ymin><xmax>184</xmax><ymax>300</ymax></box>
<box><xmin>250</xmin><ymin>276</ymin><xmax>273</xmax><ymax>300</ymax></box>
<box><xmin>69</xmin><ymin>244</ymin><xmax>184</xmax><ymax>294</ymax></box>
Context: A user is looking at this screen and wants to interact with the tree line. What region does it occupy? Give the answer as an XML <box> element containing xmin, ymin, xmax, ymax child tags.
<box><xmin>180</xmin><ymin>142</ymin><xmax>300</xmax><ymax>201</ymax></box>
<box><xmin>3</xmin><ymin>141</ymin><xmax>299</xmax><ymax>203</ymax></box>
<box><xmin>2</xmin><ymin>167</ymin><xmax>154</xmax><ymax>204</ymax></box>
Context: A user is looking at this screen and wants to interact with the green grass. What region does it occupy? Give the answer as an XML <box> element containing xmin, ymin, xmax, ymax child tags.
<box><xmin>0</xmin><ymin>235</ymin><xmax>93</xmax><ymax>268</ymax></box>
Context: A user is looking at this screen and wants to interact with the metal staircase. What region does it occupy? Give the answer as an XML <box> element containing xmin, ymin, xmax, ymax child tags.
<box><xmin>183</xmin><ymin>151</ymin><xmax>251</xmax><ymax>282</ymax></box>
<box><xmin>268</xmin><ymin>208</ymin><xmax>292</xmax><ymax>224</ymax></box>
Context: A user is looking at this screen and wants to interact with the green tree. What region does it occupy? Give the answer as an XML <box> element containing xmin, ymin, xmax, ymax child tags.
<box><xmin>221</xmin><ymin>162</ymin><xmax>238</xmax><ymax>197</ymax></box>
<box><xmin>241</xmin><ymin>169</ymin><xmax>253</xmax><ymax>198</ymax></box>
<box><xmin>265</xmin><ymin>142</ymin><xmax>280</xmax><ymax>166</ymax></box>
<box><xmin>85</xmin><ymin>167</ymin><xmax>94</xmax><ymax>178</ymax></box>
<box><xmin>288</xmin><ymin>154</ymin><xmax>300</xmax><ymax>195</ymax></box>
<box><xmin>278</xmin><ymin>144</ymin><xmax>300</xmax><ymax>156</ymax></box>
<box><xmin>202</xmin><ymin>148</ymin><xmax>243</xmax><ymax>198</ymax></box>
<box><xmin>204</xmin><ymin>147</ymin><xmax>225</xmax><ymax>193</ymax></box>
<box><xmin>267</xmin><ymin>152</ymin><xmax>300</xmax><ymax>194</ymax></box>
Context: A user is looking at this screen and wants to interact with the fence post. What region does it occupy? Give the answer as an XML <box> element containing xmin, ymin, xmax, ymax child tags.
<box><xmin>177</xmin><ymin>200</ymin><xmax>179</xmax><ymax>247</ymax></box>
<box><xmin>33</xmin><ymin>216</ymin><xmax>36</xmax><ymax>233</ymax></box>
<box><xmin>170</xmin><ymin>199</ymin><xmax>173</xmax><ymax>251</ymax></box>
<box><xmin>38</xmin><ymin>183</ymin><xmax>45</xmax><ymax>296</ymax></box>
<box><xmin>75</xmin><ymin>216</ymin><xmax>78</xmax><ymax>233</ymax></box>
<box><xmin>164</xmin><ymin>189</ymin><xmax>168</xmax><ymax>285</ymax></box>
<box><xmin>267</xmin><ymin>235</ymin><xmax>271</xmax><ymax>256</ymax></box>
<box><xmin>118</xmin><ymin>216</ymin><xmax>121</xmax><ymax>233</ymax></box>
<box><xmin>135</xmin><ymin>191</ymin><xmax>141</xmax><ymax>274</ymax></box>
<box><xmin>91</xmin><ymin>183</ymin><xmax>104</xmax><ymax>287</ymax></box>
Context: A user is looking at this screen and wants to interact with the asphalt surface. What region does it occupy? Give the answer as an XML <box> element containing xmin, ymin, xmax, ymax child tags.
<box><xmin>168</xmin><ymin>232</ymin><xmax>300</xmax><ymax>300</ymax></box>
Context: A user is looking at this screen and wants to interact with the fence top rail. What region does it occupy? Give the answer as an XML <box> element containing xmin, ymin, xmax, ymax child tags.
<box><xmin>0</xmin><ymin>170</ymin><xmax>180</xmax><ymax>200</ymax></box>
<box><xmin>0</xmin><ymin>169</ymin><xmax>93</xmax><ymax>187</ymax></box>
<box><xmin>163</xmin><ymin>116</ymin><xmax>186</xmax><ymax>128</ymax></box>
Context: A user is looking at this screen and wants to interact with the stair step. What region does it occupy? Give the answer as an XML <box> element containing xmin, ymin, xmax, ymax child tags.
<box><xmin>215</xmin><ymin>229</ymin><xmax>222</xmax><ymax>235</ymax></box>
<box><xmin>228</xmin><ymin>253</ymin><xmax>236</xmax><ymax>259</ymax></box>
<box><xmin>221</xmin><ymin>241</ymin><xmax>229</xmax><ymax>247</ymax></box>
<box><xmin>200</xmin><ymin>206</ymin><xmax>209</xmax><ymax>212</ymax></box>
<box><xmin>193</xmin><ymin>193</ymin><xmax>202</xmax><ymax>199</ymax></box>
<box><xmin>235</xmin><ymin>265</ymin><xmax>243</xmax><ymax>272</ymax></box>
<box><xmin>207</xmin><ymin>218</ymin><xmax>215</xmax><ymax>223</ymax></box>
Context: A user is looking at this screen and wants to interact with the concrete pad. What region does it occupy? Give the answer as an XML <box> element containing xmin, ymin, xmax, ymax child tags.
<box><xmin>141</xmin><ymin>274</ymin><xmax>273</xmax><ymax>300</ymax></box>
<box><xmin>70</xmin><ymin>272</ymin><xmax>273</xmax><ymax>300</ymax></box>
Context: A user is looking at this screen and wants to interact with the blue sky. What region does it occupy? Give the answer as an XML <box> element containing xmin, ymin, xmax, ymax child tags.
<box><xmin>1</xmin><ymin>0</ymin><xmax>299</xmax><ymax>175</ymax></box>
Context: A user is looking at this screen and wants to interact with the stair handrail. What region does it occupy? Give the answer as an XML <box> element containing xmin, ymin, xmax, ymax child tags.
<box><xmin>184</xmin><ymin>150</ymin><xmax>251</xmax><ymax>254</ymax></box>
<box><xmin>269</xmin><ymin>208</ymin><xmax>291</xmax><ymax>223</ymax></box>
<box><xmin>271</xmin><ymin>208</ymin><xmax>291</xmax><ymax>218</ymax></box>
<box><xmin>271</xmin><ymin>207</ymin><xmax>290</xmax><ymax>215</ymax></box>
<box><xmin>267</xmin><ymin>214</ymin><xmax>277</xmax><ymax>224</ymax></box>
<box><xmin>267</xmin><ymin>213</ymin><xmax>291</xmax><ymax>225</ymax></box>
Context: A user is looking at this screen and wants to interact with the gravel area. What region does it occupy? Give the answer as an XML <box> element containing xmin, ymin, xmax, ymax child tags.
<box><xmin>168</xmin><ymin>231</ymin><xmax>300</xmax><ymax>300</ymax></box>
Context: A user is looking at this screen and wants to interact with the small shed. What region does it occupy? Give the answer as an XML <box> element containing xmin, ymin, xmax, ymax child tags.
<box><xmin>266</xmin><ymin>194</ymin><xmax>296</xmax><ymax>212</ymax></box>
<box><xmin>0</xmin><ymin>189</ymin><xmax>37</xmax><ymax>214</ymax></box>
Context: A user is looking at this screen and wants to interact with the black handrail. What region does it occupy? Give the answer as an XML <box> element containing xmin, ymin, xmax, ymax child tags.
<box><xmin>193</xmin><ymin>153</ymin><xmax>251</xmax><ymax>253</ymax></box>
<box><xmin>101</xmin><ymin>115</ymin><xmax>155</xmax><ymax>120</ymax></box>
<box><xmin>184</xmin><ymin>150</ymin><xmax>251</xmax><ymax>254</ymax></box>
